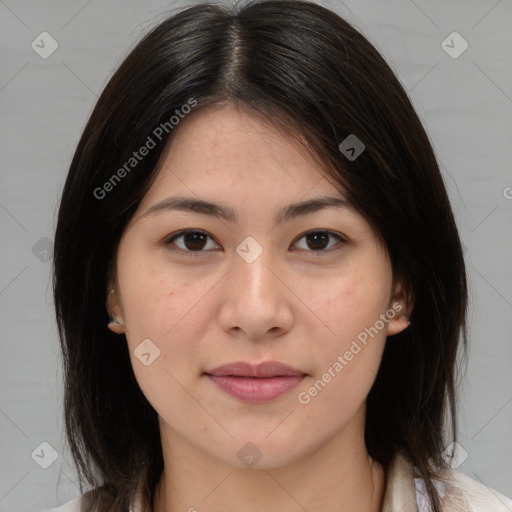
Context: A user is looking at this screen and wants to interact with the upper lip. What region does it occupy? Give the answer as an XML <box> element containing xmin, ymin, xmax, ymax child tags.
<box><xmin>205</xmin><ymin>361</ymin><xmax>306</xmax><ymax>378</ymax></box>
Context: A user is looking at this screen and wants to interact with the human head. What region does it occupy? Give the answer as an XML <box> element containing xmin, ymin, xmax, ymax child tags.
<box><xmin>52</xmin><ymin>2</ymin><xmax>468</xmax><ymax>511</ymax></box>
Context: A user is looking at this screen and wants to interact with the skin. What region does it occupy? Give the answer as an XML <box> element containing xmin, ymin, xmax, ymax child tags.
<box><xmin>106</xmin><ymin>103</ymin><xmax>412</xmax><ymax>512</ymax></box>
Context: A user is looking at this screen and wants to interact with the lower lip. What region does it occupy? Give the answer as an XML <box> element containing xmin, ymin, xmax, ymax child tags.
<box><xmin>206</xmin><ymin>374</ymin><xmax>305</xmax><ymax>403</ymax></box>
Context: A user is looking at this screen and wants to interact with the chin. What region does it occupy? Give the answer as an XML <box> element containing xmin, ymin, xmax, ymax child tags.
<box><xmin>221</xmin><ymin>436</ymin><xmax>311</xmax><ymax>471</ymax></box>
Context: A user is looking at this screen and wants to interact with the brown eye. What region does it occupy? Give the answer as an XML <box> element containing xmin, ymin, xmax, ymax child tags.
<box><xmin>292</xmin><ymin>230</ymin><xmax>345</xmax><ymax>254</ymax></box>
<box><xmin>306</xmin><ymin>232</ymin><xmax>330</xmax><ymax>250</ymax></box>
<box><xmin>165</xmin><ymin>230</ymin><xmax>220</xmax><ymax>255</ymax></box>
<box><xmin>181</xmin><ymin>232</ymin><xmax>208</xmax><ymax>251</ymax></box>
<box><xmin>164</xmin><ymin>229</ymin><xmax>345</xmax><ymax>258</ymax></box>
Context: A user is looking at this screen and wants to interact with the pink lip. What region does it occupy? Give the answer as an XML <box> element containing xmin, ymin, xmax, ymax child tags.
<box><xmin>205</xmin><ymin>361</ymin><xmax>306</xmax><ymax>403</ymax></box>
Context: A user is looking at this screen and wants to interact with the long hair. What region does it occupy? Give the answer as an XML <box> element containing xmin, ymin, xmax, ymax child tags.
<box><xmin>52</xmin><ymin>1</ymin><xmax>469</xmax><ymax>511</ymax></box>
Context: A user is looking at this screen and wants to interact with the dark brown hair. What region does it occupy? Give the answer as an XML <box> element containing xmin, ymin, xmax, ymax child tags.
<box><xmin>52</xmin><ymin>1</ymin><xmax>468</xmax><ymax>511</ymax></box>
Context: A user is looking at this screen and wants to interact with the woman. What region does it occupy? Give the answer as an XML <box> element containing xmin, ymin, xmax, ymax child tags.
<box><xmin>50</xmin><ymin>1</ymin><xmax>512</xmax><ymax>511</ymax></box>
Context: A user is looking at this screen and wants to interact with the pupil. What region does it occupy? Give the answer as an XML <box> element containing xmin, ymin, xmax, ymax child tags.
<box><xmin>185</xmin><ymin>232</ymin><xmax>207</xmax><ymax>251</ymax></box>
<box><xmin>307</xmin><ymin>232</ymin><xmax>328</xmax><ymax>250</ymax></box>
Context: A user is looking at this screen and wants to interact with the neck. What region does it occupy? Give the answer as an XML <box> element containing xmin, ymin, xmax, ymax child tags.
<box><xmin>152</xmin><ymin>410</ymin><xmax>386</xmax><ymax>512</ymax></box>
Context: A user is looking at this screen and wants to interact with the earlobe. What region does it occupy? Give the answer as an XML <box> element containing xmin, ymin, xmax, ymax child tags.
<box><xmin>106</xmin><ymin>287</ymin><xmax>125</xmax><ymax>334</ymax></box>
<box><xmin>387</xmin><ymin>280</ymin><xmax>414</xmax><ymax>336</ymax></box>
<box><xmin>107</xmin><ymin>318</ymin><xmax>125</xmax><ymax>335</ymax></box>
<box><xmin>387</xmin><ymin>312</ymin><xmax>411</xmax><ymax>336</ymax></box>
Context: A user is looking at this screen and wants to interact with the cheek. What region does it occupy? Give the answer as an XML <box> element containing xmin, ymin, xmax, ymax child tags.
<box><xmin>316</xmin><ymin>267</ymin><xmax>391</xmax><ymax>346</ymax></box>
<box><xmin>117</xmin><ymin>242</ymin><xmax>191</xmax><ymax>335</ymax></box>
<box><xmin>119</xmin><ymin>257</ymin><xmax>216</xmax><ymax>377</ymax></box>
<box><xmin>122</xmin><ymin>278</ymin><xmax>207</xmax><ymax>415</ymax></box>
<box><xmin>302</xmin><ymin>267</ymin><xmax>390</xmax><ymax>400</ymax></box>
<box><xmin>297</xmin><ymin>301</ymin><xmax>387</xmax><ymax>435</ymax></box>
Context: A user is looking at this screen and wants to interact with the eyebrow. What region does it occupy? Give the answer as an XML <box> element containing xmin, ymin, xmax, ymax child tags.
<box><xmin>141</xmin><ymin>195</ymin><xmax>352</xmax><ymax>224</ymax></box>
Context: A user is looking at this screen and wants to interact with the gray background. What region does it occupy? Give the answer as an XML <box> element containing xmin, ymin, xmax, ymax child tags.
<box><xmin>1</xmin><ymin>0</ymin><xmax>511</xmax><ymax>510</ymax></box>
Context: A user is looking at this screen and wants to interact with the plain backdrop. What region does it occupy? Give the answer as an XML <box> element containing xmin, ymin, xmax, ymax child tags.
<box><xmin>0</xmin><ymin>0</ymin><xmax>511</xmax><ymax>510</ymax></box>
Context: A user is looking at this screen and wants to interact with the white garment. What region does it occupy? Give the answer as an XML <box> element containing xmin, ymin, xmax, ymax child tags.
<box><xmin>413</xmin><ymin>472</ymin><xmax>512</xmax><ymax>511</ymax></box>
<box><xmin>41</xmin><ymin>453</ymin><xmax>512</xmax><ymax>512</ymax></box>
<box><xmin>381</xmin><ymin>451</ymin><xmax>512</xmax><ymax>512</ymax></box>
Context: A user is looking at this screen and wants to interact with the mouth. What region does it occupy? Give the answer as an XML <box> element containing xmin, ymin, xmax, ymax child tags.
<box><xmin>204</xmin><ymin>361</ymin><xmax>307</xmax><ymax>403</ymax></box>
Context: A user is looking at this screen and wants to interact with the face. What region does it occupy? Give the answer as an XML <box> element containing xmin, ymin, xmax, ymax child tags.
<box><xmin>107</xmin><ymin>104</ymin><xmax>410</xmax><ymax>470</ymax></box>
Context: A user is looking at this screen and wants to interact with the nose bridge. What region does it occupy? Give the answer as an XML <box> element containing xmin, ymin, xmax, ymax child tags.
<box><xmin>233</xmin><ymin>238</ymin><xmax>276</xmax><ymax>300</ymax></box>
<box><xmin>220</xmin><ymin>248</ymin><xmax>293</xmax><ymax>339</ymax></box>
<box><xmin>217</xmin><ymin>236</ymin><xmax>294</xmax><ymax>338</ymax></box>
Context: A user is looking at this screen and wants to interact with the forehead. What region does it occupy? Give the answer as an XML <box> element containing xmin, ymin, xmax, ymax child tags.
<box><xmin>140</xmin><ymin>104</ymin><xmax>344</xmax><ymax>206</ymax></box>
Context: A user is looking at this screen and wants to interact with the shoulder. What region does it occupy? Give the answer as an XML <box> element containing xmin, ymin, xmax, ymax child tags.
<box><xmin>39</xmin><ymin>496</ymin><xmax>82</xmax><ymax>512</ymax></box>
<box><xmin>415</xmin><ymin>468</ymin><xmax>512</xmax><ymax>511</ymax></box>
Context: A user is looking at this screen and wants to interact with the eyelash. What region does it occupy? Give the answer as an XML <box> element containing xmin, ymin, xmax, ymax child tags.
<box><xmin>163</xmin><ymin>229</ymin><xmax>347</xmax><ymax>258</ymax></box>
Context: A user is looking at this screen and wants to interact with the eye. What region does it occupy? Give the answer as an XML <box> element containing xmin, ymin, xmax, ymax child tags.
<box><xmin>164</xmin><ymin>230</ymin><xmax>220</xmax><ymax>256</ymax></box>
<box><xmin>291</xmin><ymin>230</ymin><xmax>346</xmax><ymax>255</ymax></box>
<box><xmin>164</xmin><ymin>229</ymin><xmax>346</xmax><ymax>257</ymax></box>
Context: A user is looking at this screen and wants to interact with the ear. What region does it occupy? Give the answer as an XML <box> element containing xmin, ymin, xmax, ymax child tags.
<box><xmin>387</xmin><ymin>279</ymin><xmax>414</xmax><ymax>336</ymax></box>
<box><xmin>106</xmin><ymin>284</ymin><xmax>125</xmax><ymax>335</ymax></box>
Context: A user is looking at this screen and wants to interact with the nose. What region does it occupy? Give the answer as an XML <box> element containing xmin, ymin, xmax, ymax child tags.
<box><xmin>217</xmin><ymin>245</ymin><xmax>294</xmax><ymax>340</ymax></box>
